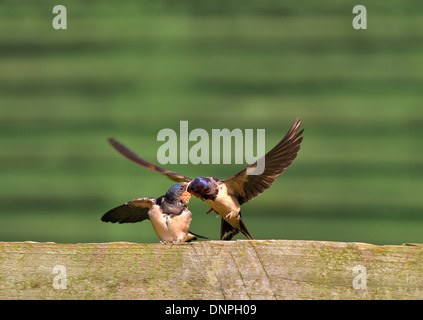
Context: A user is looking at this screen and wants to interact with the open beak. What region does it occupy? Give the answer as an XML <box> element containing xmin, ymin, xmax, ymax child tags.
<box><xmin>180</xmin><ymin>190</ymin><xmax>192</xmax><ymax>203</ymax></box>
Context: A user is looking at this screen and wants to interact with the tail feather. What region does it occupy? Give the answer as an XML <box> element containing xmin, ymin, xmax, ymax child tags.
<box><xmin>186</xmin><ymin>231</ymin><xmax>208</xmax><ymax>242</ymax></box>
<box><xmin>220</xmin><ymin>212</ymin><xmax>253</xmax><ymax>241</ymax></box>
<box><xmin>239</xmin><ymin>216</ymin><xmax>253</xmax><ymax>240</ymax></box>
<box><xmin>221</xmin><ymin>219</ymin><xmax>239</xmax><ymax>240</ymax></box>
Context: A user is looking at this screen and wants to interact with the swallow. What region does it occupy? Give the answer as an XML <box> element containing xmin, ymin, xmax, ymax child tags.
<box><xmin>101</xmin><ymin>182</ymin><xmax>207</xmax><ymax>243</ymax></box>
<box><xmin>107</xmin><ymin>118</ymin><xmax>303</xmax><ymax>241</ymax></box>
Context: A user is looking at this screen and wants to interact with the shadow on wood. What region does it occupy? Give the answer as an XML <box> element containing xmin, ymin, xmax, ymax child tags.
<box><xmin>1</xmin><ymin>240</ymin><xmax>422</xmax><ymax>299</ymax></box>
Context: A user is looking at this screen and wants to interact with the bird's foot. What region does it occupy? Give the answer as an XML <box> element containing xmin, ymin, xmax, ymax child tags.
<box><xmin>172</xmin><ymin>239</ymin><xmax>182</xmax><ymax>244</ymax></box>
<box><xmin>225</xmin><ymin>211</ymin><xmax>235</xmax><ymax>219</ymax></box>
<box><xmin>160</xmin><ymin>240</ymin><xmax>169</xmax><ymax>245</ymax></box>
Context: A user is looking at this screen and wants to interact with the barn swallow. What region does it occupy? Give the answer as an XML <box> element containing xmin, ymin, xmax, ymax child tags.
<box><xmin>107</xmin><ymin>118</ymin><xmax>304</xmax><ymax>240</ymax></box>
<box><xmin>101</xmin><ymin>182</ymin><xmax>207</xmax><ymax>243</ymax></box>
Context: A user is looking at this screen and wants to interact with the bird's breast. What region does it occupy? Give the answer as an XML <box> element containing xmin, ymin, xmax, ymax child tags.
<box><xmin>148</xmin><ymin>205</ymin><xmax>171</xmax><ymax>241</ymax></box>
<box><xmin>148</xmin><ymin>205</ymin><xmax>192</xmax><ymax>242</ymax></box>
<box><xmin>166</xmin><ymin>208</ymin><xmax>192</xmax><ymax>242</ymax></box>
<box><xmin>205</xmin><ymin>184</ymin><xmax>240</xmax><ymax>216</ymax></box>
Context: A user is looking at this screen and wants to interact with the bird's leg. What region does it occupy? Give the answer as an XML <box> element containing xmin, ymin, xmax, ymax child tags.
<box><xmin>172</xmin><ymin>239</ymin><xmax>182</xmax><ymax>244</ymax></box>
<box><xmin>160</xmin><ymin>240</ymin><xmax>169</xmax><ymax>245</ymax></box>
<box><xmin>206</xmin><ymin>208</ymin><xmax>220</xmax><ymax>216</ymax></box>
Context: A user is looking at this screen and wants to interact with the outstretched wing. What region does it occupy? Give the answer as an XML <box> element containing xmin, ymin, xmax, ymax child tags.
<box><xmin>101</xmin><ymin>197</ymin><xmax>156</xmax><ymax>223</ymax></box>
<box><xmin>108</xmin><ymin>138</ymin><xmax>192</xmax><ymax>183</ymax></box>
<box><xmin>223</xmin><ymin>118</ymin><xmax>304</xmax><ymax>205</ymax></box>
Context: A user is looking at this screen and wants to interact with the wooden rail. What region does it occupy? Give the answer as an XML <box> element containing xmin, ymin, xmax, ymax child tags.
<box><xmin>1</xmin><ymin>240</ymin><xmax>422</xmax><ymax>299</ymax></box>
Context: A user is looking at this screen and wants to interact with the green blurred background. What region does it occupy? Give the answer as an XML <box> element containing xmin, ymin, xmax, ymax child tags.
<box><xmin>1</xmin><ymin>0</ymin><xmax>422</xmax><ymax>244</ymax></box>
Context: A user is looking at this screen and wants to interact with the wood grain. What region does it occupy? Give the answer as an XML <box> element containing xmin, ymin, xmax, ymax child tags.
<box><xmin>1</xmin><ymin>240</ymin><xmax>422</xmax><ymax>299</ymax></box>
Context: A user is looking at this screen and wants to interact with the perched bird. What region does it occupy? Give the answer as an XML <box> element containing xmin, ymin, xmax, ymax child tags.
<box><xmin>108</xmin><ymin>118</ymin><xmax>304</xmax><ymax>241</ymax></box>
<box><xmin>101</xmin><ymin>182</ymin><xmax>206</xmax><ymax>243</ymax></box>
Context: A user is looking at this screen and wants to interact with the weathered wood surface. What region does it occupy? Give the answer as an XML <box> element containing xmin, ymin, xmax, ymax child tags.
<box><xmin>0</xmin><ymin>240</ymin><xmax>422</xmax><ymax>300</ymax></box>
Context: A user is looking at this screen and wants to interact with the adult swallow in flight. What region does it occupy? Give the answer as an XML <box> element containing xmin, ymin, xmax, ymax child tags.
<box><xmin>107</xmin><ymin>118</ymin><xmax>303</xmax><ymax>241</ymax></box>
<box><xmin>101</xmin><ymin>182</ymin><xmax>207</xmax><ymax>243</ymax></box>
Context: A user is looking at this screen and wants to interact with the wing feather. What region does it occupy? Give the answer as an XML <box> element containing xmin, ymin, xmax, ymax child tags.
<box><xmin>101</xmin><ymin>197</ymin><xmax>156</xmax><ymax>224</ymax></box>
<box><xmin>224</xmin><ymin>118</ymin><xmax>303</xmax><ymax>205</ymax></box>
<box><xmin>108</xmin><ymin>138</ymin><xmax>192</xmax><ymax>183</ymax></box>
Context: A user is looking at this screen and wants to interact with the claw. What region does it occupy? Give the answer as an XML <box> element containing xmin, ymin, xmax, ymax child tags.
<box><xmin>160</xmin><ymin>240</ymin><xmax>169</xmax><ymax>245</ymax></box>
<box><xmin>225</xmin><ymin>211</ymin><xmax>234</xmax><ymax>219</ymax></box>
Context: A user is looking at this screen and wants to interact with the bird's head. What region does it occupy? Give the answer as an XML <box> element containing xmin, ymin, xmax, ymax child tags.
<box><xmin>165</xmin><ymin>182</ymin><xmax>191</xmax><ymax>204</ymax></box>
<box><xmin>187</xmin><ymin>177</ymin><xmax>219</xmax><ymax>200</ymax></box>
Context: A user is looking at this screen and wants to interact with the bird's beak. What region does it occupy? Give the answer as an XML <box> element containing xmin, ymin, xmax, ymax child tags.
<box><xmin>180</xmin><ymin>190</ymin><xmax>192</xmax><ymax>203</ymax></box>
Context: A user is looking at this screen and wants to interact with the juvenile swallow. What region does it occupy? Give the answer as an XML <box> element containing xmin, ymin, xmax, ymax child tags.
<box><xmin>107</xmin><ymin>118</ymin><xmax>303</xmax><ymax>240</ymax></box>
<box><xmin>101</xmin><ymin>182</ymin><xmax>206</xmax><ymax>243</ymax></box>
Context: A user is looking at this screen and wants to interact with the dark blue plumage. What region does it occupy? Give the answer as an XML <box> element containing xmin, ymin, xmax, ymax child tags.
<box><xmin>187</xmin><ymin>177</ymin><xmax>219</xmax><ymax>201</ymax></box>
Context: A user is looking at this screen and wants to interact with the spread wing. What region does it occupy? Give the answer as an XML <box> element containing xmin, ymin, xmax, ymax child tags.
<box><xmin>101</xmin><ymin>197</ymin><xmax>156</xmax><ymax>223</ymax></box>
<box><xmin>223</xmin><ymin>118</ymin><xmax>303</xmax><ymax>205</ymax></box>
<box><xmin>108</xmin><ymin>138</ymin><xmax>192</xmax><ymax>183</ymax></box>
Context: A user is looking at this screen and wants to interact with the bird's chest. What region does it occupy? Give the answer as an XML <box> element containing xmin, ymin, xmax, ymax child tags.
<box><xmin>148</xmin><ymin>206</ymin><xmax>169</xmax><ymax>232</ymax></box>
<box><xmin>162</xmin><ymin>214</ymin><xmax>171</xmax><ymax>228</ymax></box>
<box><xmin>205</xmin><ymin>184</ymin><xmax>240</xmax><ymax>215</ymax></box>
